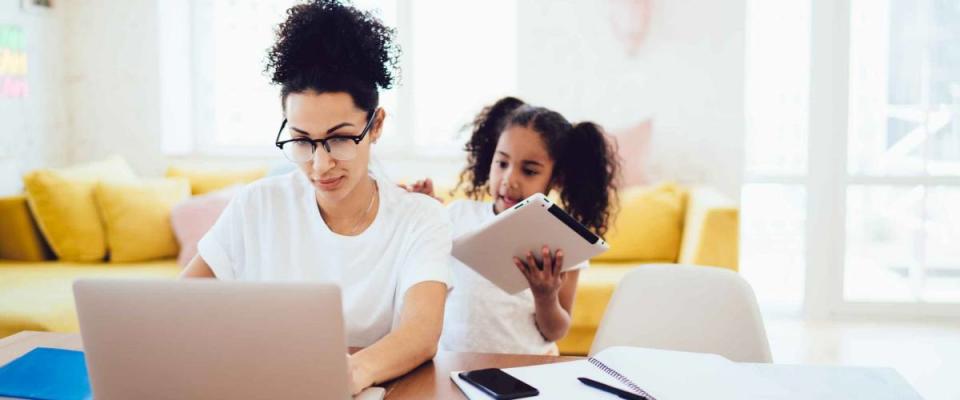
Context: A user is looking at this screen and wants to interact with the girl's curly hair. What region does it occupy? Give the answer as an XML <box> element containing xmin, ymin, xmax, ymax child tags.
<box><xmin>455</xmin><ymin>97</ymin><xmax>621</xmax><ymax>238</ymax></box>
<box><xmin>454</xmin><ymin>97</ymin><xmax>526</xmax><ymax>199</ymax></box>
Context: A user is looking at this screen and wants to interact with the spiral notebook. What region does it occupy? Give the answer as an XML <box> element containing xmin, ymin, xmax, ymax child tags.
<box><xmin>451</xmin><ymin>346</ymin><xmax>921</xmax><ymax>399</ymax></box>
<box><xmin>451</xmin><ymin>346</ymin><xmax>762</xmax><ymax>399</ymax></box>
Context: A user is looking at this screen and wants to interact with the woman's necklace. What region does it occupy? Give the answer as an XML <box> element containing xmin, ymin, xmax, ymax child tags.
<box><xmin>347</xmin><ymin>181</ymin><xmax>378</xmax><ymax>235</ymax></box>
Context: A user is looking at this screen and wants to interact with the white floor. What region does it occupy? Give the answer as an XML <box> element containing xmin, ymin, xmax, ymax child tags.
<box><xmin>763</xmin><ymin>315</ymin><xmax>960</xmax><ymax>400</ymax></box>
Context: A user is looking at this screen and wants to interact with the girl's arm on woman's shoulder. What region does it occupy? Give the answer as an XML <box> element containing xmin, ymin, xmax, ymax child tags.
<box><xmin>398</xmin><ymin>178</ymin><xmax>443</xmax><ymax>203</ymax></box>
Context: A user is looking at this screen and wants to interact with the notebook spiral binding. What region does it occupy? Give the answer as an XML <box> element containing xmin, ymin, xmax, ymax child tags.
<box><xmin>588</xmin><ymin>357</ymin><xmax>658</xmax><ymax>400</ymax></box>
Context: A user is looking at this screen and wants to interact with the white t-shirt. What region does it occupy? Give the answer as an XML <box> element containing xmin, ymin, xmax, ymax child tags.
<box><xmin>440</xmin><ymin>199</ymin><xmax>587</xmax><ymax>355</ymax></box>
<box><xmin>198</xmin><ymin>171</ymin><xmax>453</xmax><ymax>347</ymax></box>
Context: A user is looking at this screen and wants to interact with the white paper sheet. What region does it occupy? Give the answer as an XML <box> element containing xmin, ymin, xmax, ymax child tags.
<box><xmin>448</xmin><ymin>347</ymin><xmax>921</xmax><ymax>400</ymax></box>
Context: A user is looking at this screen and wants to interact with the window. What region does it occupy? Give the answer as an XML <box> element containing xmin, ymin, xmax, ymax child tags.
<box><xmin>843</xmin><ymin>0</ymin><xmax>960</xmax><ymax>303</ymax></box>
<box><xmin>741</xmin><ymin>0</ymin><xmax>810</xmax><ymax>309</ymax></box>
<box><xmin>745</xmin><ymin>0</ymin><xmax>960</xmax><ymax>317</ymax></box>
<box><xmin>405</xmin><ymin>0</ymin><xmax>517</xmax><ymax>156</ymax></box>
<box><xmin>191</xmin><ymin>0</ymin><xmax>291</xmax><ymax>154</ymax></box>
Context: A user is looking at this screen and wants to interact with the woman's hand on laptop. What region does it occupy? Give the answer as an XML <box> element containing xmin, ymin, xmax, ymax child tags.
<box><xmin>347</xmin><ymin>354</ymin><xmax>374</xmax><ymax>395</ymax></box>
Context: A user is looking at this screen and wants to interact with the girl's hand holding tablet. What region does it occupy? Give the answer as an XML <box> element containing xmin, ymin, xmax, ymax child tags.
<box><xmin>514</xmin><ymin>246</ymin><xmax>567</xmax><ymax>300</ymax></box>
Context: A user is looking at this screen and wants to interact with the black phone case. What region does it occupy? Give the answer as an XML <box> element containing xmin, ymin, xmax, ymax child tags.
<box><xmin>458</xmin><ymin>370</ymin><xmax>540</xmax><ymax>399</ymax></box>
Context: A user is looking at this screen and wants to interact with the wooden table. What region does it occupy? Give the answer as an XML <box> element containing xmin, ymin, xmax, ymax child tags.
<box><xmin>0</xmin><ymin>331</ymin><xmax>581</xmax><ymax>399</ymax></box>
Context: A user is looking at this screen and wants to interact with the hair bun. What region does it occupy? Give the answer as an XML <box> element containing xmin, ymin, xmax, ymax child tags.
<box><xmin>266</xmin><ymin>0</ymin><xmax>399</xmax><ymax>91</ymax></box>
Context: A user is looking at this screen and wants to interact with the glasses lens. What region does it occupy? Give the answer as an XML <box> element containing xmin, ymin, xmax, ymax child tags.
<box><xmin>327</xmin><ymin>137</ymin><xmax>358</xmax><ymax>161</ymax></box>
<box><xmin>282</xmin><ymin>140</ymin><xmax>314</xmax><ymax>163</ymax></box>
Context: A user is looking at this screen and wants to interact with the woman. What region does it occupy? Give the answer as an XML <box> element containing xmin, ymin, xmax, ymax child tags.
<box><xmin>180</xmin><ymin>1</ymin><xmax>451</xmax><ymax>394</ymax></box>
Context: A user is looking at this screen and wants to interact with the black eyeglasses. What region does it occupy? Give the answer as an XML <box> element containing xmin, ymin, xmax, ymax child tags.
<box><xmin>275</xmin><ymin>109</ymin><xmax>378</xmax><ymax>162</ymax></box>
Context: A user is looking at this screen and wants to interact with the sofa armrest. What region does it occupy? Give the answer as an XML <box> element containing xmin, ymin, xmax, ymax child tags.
<box><xmin>0</xmin><ymin>194</ymin><xmax>53</xmax><ymax>261</ymax></box>
<box><xmin>677</xmin><ymin>187</ymin><xmax>739</xmax><ymax>271</ymax></box>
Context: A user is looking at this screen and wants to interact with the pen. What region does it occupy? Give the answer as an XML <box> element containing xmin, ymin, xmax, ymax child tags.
<box><xmin>577</xmin><ymin>377</ymin><xmax>649</xmax><ymax>400</ymax></box>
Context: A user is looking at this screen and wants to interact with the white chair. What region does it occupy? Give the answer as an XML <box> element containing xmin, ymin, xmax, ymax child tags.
<box><xmin>589</xmin><ymin>264</ymin><xmax>772</xmax><ymax>363</ymax></box>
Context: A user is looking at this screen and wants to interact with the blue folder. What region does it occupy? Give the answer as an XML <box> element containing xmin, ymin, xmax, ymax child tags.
<box><xmin>0</xmin><ymin>347</ymin><xmax>91</xmax><ymax>400</ymax></box>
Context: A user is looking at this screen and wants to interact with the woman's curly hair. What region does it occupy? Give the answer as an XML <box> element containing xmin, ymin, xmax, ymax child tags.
<box><xmin>265</xmin><ymin>0</ymin><xmax>400</xmax><ymax>113</ymax></box>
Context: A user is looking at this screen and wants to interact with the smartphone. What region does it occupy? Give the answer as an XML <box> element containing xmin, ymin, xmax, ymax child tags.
<box><xmin>458</xmin><ymin>368</ymin><xmax>539</xmax><ymax>399</ymax></box>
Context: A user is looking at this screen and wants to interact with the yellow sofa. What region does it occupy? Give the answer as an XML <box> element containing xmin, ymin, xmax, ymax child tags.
<box><xmin>0</xmin><ymin>178</ymin><xmax>738</xmax><ymax>355</ymax></box>
<box><xmin>557</xmin><ymin>186</ymin><xmax>739</xmax><ymax>354</ymax></box>
<box><xmin>0</xmin><ymin>194</ymin><xmax>179</xmax><ymax>338</ymax></box>
<box><xmin>0</xmin><ymin>162</ymin><xmax>266</xmax><ymax>339</ymax></box>
<box><xmin>0</xmin><ymin>260</ymin><xmax>180</xmax><ymax>338</ymax></box>
<box><xmin>431</xmin><ymin>183</ymin><xmax>739</xmax><ymax>355</ymax></box>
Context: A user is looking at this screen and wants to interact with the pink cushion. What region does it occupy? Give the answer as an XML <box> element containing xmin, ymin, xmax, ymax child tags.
<box><xmin>607</xmin><ymin>118</ymin><xmax>652</xmax><ymax>186</ymax></box>
<box><xmin>170</xmin><ymin>185</ymin><xmax>241</xmax><ymax>267</ymax></box>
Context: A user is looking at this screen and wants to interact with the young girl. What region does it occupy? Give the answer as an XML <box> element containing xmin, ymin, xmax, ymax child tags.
<box><xmin>409</xmin><ymin>96</ymin><xmax>619</xmax><ymax>354</ymax></box>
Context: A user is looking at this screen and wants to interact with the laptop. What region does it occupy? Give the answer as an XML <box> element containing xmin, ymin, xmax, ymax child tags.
<box><xmin>73</xmin><ymin>279</ymin><xmax>385</xmax><ymax>400</ymax></box>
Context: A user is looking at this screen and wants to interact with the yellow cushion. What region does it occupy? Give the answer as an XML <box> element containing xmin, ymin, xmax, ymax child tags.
<box><xmin>0</xmin><ymin>195</ymin><xmax>53</xmax><ymax>261</ymax></box>
<box><xmin>95</xmin><ymin>179</ymin><xmax>191</xmax><ymax>263</ymax></box>
<box><xmin>166</xmin><ymin>166</ymin><xmax>267</xmax><ymax>195</ymax></box>
<box><xmin>591</xmin><ymin>183</ymin><xmax>687</xmax><ymax>263</ymax></box>
<box><xmin>22</xmin><ymin>156</ymin><xmax>136</xmax><ymax>262</ymax></box>
<box><xmin>0</xmin><ymin>260</ymin><xmax>180</xmax><ymax>338</ymax></box>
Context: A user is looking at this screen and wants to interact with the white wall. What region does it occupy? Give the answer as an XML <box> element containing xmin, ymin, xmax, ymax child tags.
<box><xmin>3</xmin><ymin>0</ymin><xmax>747</xmax><ymax>198</ymax></box>
<box><xmin>517</xmin><ymin>0</ymin><xmax>746</xmax><ymax>198</ymax></box>
<box><xmin>1</xmin><ymin>0</ymin><xmax>167</xmax><ymax>185</ymax></box>
<box><xmin>0</xmin><ymin>1</ymin><xmax>68</xmax><ymax>195</ymax></box>
<box><xmin>61</xmin><ymin>0</ymin><xmax>165</xmax><ymax>177</ymax></box>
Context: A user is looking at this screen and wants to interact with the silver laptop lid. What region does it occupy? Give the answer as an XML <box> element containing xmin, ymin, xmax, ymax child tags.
<box><xmin>74</xmin><ymin>279</ymin><xmax>348</xmax><ymax>400</ymax></box>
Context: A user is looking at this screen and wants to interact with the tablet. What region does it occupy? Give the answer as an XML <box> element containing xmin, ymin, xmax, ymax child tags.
<box><xmin>451</xmin><ymin>193</ymin><xmax>609</xmax><ymax>294</ymax></box>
